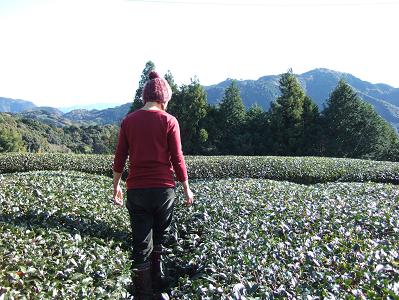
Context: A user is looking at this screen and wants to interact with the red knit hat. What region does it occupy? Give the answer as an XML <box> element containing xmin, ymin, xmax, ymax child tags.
<box><xmin>142</xmin><ymin>71</ymin><xmax>172</xmax><ymax>104</ymax></box>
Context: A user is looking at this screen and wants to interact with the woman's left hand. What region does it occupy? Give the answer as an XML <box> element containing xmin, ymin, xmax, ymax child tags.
<box><xmin>113</xmin><ymin>184</ymin><xmax>124</xmax><ymax>207</ymax></box>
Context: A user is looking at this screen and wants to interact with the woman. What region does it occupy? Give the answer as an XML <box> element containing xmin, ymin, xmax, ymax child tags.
<box><xmin>112</xmin><ymin>71</ymin><xmax>194</xmax><ymax>299</ymax></box>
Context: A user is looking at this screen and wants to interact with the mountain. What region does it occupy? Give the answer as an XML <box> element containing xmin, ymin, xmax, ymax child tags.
<box><xmin>14</xmin><ymin>103</ymin><xmax>131</xmax><ymax>127</ymax></box>
<box><xmin>63</xmin><ymin>103</ymin><xmax>131</xmax><ymax>125</ymax></box>
<box><xmin>0</xmin><ymin>97</ymin><xmax>36</xmax><ymax>113</ymax></box>
<box><xmin>1</xmin><ymin>68</ymin><xmax>398</xmax><ymax>131</ymax></box>
<box><xmin>204</xmin><ymin>68</ymin><xmax>399</xmax><ymax>132</ymax></box>
<box><xmin>59</xmin><ymin>102</ymin><xmax>125</xmax><ymax>113</ymax></box>
<box><xmin>24</xmin><ymin>106</ymin><xmax>64</xmax><ymax>116</ymax></box>
<box><xmin>18</xmin><ymin>107</ymin><xmax>75</xmax><ymax>127</ymax></box>
<box><xmin>0</xmin><ymin>98</ymin><xmax>130</xmax><ymax>126</ymax></box>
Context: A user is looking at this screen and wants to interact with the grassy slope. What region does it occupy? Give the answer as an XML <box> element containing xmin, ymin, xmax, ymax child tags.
<box><xmin>1</xmin><ymin>170</ymin><xmax>399</xmax><ymax>299</ymax></box>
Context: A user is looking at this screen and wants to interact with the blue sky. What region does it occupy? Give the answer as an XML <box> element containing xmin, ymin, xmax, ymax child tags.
<box><xmin>0</xmin><ymin>0</ymin><xmax>398</xmax><ymax>107</ymax></box>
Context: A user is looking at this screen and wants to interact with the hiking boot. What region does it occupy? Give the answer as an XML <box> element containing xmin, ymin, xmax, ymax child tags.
<box><xmin>151</xmin><ymin>245</ymin><xmax>165</xmax><ymax>293</ymax></box>
<box><xmin>132</xmin><ymin>261</ymin><xmax>153</xmax><ymax>300</ymax></box>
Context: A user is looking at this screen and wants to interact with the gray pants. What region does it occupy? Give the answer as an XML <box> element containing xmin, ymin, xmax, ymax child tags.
<box><xmin>126</xmin><ymin>188</ymin><xmax>176</xmax><ymax>266</ymax></box>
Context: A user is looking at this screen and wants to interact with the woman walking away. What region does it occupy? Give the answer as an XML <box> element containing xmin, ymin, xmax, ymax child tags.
<box><xmin>112</xmin><ymin>71</ymin><xmax>194</xmax><ymax>300</ymax></box>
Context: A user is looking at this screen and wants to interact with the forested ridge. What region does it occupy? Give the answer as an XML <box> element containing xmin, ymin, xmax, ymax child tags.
<box><xmin>0</xmin><ymin>114</ymin><xmax>118</xmax><ymax>154</ymax></box>
<box><xmin>1</xmin><ymin>61</ymin><xmax>399</xmax><ymax>161</ymax></box>
<box><xmin>130</xmin><ymin>62</ymin><xmax>399</xmax><ymax>161</ymax></box>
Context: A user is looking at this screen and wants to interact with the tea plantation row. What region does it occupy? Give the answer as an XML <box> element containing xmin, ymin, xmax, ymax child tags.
<box><xmin>1</xmin><ymin>153</ymin><xmax>399</xmax><ymax>184</ymax></box>
<box><xmin>1</xmin><ymin>169</ymin><xmax>399</xmax><ymax>299</ymax></box>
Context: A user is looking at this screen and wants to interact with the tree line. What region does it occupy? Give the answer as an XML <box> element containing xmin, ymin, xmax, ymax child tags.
<box><xmin>130</xmin><ymin>61</ymin><xmax>399</xmax><ymax>161</ymax></box>
<box><xmin>1</xmin><ymin>61</ymin><xmax>398</xmax><ymax>161</ymax></box>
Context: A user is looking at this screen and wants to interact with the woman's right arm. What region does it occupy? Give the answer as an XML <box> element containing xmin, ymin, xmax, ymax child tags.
<box><xmin>168</xmin><ymin>118</ymin><xmax>194</xmax><ymax>205</ymax></box>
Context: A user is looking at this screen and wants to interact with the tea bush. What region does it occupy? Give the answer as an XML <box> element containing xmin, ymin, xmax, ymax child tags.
<box><xmin>1</xmin><ymin>170</ymin><xmax>398</xmax><ymax>299</ymax></box>
<box><xmin>1</xmin><ymin>153</ymin><xmax>399</xmax><ymax>184</ymax></box>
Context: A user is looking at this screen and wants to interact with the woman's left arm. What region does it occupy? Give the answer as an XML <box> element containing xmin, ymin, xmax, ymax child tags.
<box><xmin>113</xmin><ymin>121</ymin><xmax>128</xmax><ymax>207</ymax></box>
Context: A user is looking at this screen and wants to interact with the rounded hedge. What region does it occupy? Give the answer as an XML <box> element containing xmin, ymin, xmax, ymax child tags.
<box><xmin>1</xmin><ymin>153</ymin><xmax>399</xmax><ymax>184</ymax></box>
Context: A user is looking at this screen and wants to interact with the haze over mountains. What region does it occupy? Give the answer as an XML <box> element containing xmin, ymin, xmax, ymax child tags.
<box><xmin>0</xmin><ymin>98</ymin><xmax>36</xmax><ymax>113</ymax></box>
<box><xmin>1</xmin><ymin>68</ymin><xmax>398</xmax><ymax>132</ymax></box>
<box><xmin>59</xmin><ymin>103</ymin><xmax>125</xmax><ymax>113</ymax></box>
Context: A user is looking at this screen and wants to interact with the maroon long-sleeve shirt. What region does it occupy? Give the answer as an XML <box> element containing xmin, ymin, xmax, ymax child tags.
<box><xmin>113</xmin><ymin>109</ymin><xmax>188</xmax><ymax>189</ymax></box>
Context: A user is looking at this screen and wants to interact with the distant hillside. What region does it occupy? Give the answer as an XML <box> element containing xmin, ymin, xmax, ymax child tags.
<box><xmin>0</xmin><ymin>97</ymin><xmax>131</xmax><ymax>126</ymax></box>
<box><xmin>18</xmin><ymin>108</ymin><xmax>75</xmax><ymax>127</ymax></box>
<box><xmin>0</xmin><ymin>113</ymin><xmax>119</xmax><ymax>154</ymax></box>
<box><xmin>63</xmin><ymin>103</ymin><xmax>131</xmax><ymax>125</ymax></box>
<box><xmin>27</xmin><ymin>106</ymin><xmax>64</xmax><ymax>116</ymax></box>
<box><xmin>59</xmin><ymin>102</ymin><xmax>125</xmax><ymax>113</ymax></box>
<box><xmin>14</xmin><ymin>103</ymin><xmax>131</xmax><ymax>127</ymax></box>
<box><xmin>0</xmin><ymin>97</ymin><xmax>36</xmax><ymax>113</ymax></box>
<box><xmin>205</xmin><ymin>68</ymin><xmax>399</xmax><ymax>132</ymax></box>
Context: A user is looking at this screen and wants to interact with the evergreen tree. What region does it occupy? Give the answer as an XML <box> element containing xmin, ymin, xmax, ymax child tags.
<box><xmin>177</xmin><ymin>78</ymin><xmax>208</xmax><ymax>154</ymax></box>
<box><xmin>218</xmin><ymin>80</ymin><xmax>247</xmax><ymax>154</ymax></box>
<box><xmin>269</xmin><ymin>69</ymin><xmax>307</xmax><ymax>155</ymax></box>
<box><xmin>201</xmin><ymin>104</ymin><xmax>223</xmax><ymax>155</ymax></box>
<box><xmin>164</xmin><ymin>70</ymin><xmax>181</xmax><ymax>118</ymax></box>
<box><xmin>302</xmin><ymin>96</ymin><xmax>322</xmax><ymax>155</ymax></box>
<box><xmin>244</xmin><ymin>104</ymin><xmax>270</xmax><ymax>155</ymax></box>
<box><xmin>165</xmin><ymin>71</ymin><xmax>220</xmax><ymax>154</ymax></box>
<box><xmin>219</xmin><ymin>81</ymin><xmax>246</xmax><ymax>128</ymax></box>
<box><xmin>129</xmin><ymin>61</ymin><xmax>155</xmax><ymax>113</ymax></box>
<box><xmin>323</xmin><ymin>80</ymin><xmax>399</xmax><ymax>159</ymax></box>
<box><xmin>387</xmin><ymin>139</ymin><xmax>399</xmax><ymax>161</ymax></box>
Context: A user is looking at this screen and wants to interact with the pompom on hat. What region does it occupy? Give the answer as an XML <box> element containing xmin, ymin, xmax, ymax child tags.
<box><xmin>142</xmin><ymin>71</ymin><xmax>172</xmax><ymax>104</ymax></box>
